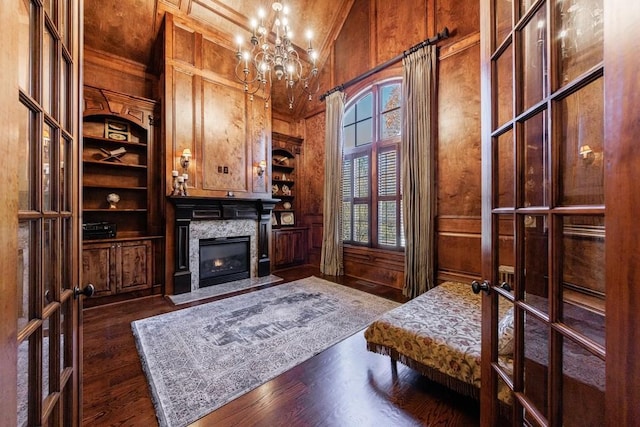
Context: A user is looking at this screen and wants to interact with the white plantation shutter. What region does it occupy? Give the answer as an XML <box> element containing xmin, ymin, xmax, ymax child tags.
<box><xmin>378</xmin><ymin>149</ymin><xmax>401</xmax><ymax>247</ymax></box>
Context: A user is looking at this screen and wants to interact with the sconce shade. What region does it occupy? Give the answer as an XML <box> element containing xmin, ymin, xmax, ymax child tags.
<box><xmin>257</xmin><ymin>160</ymin><xmax>267</xmax><ymax>176</ymax></box>
<box><xmin>180</xmin><ymin>148</ymin><xmax>192</xmax><ymax>170</ymax></box>
<box><xmin>579</xmin><ymin>145</ymin><xmax>593</xmax><ymax>158</ymax></box>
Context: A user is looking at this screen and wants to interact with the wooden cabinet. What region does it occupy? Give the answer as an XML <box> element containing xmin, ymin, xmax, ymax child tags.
<box><xmin>271</xmin><ymin>132</ymin><xmax>308</xmax><ymax>269</ymax></box>
<box><xmin>273</xmin><ymin>227</ymin><xmax>308</xmax><ymax>268</ymax></box>
<box><xmin>82</xmin><ymin>239</ymin><xmax>153</xmax><ymax>297</ymax></box>
<box><xmin>81</xmin><ymin>86</ymin><xmax>162</xmax><ymax>305</ymax></box>
<box><xmin>271</xmin><ymin>132</ymin><xmax>302</xmax><ymax>228</ymax></box>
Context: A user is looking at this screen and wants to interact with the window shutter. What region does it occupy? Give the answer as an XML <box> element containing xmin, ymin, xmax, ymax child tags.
<box><xmin>378</xmin><ymin>150</ymin><xmax>398</xmax><ymax>246</ymax></box>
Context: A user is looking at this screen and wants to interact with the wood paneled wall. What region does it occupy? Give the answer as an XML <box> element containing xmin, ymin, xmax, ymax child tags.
<box><xmin>161</xmin><ymin>13</ymin><xmax>272</xmax><ymax>293</ymax></box>
<box><xmin>84</xmin><ymin>47</ymin><xmax>157</xmax><ymax>101</ymax></box>
<box><xmin>298</xmin><ymin>0</ymin><xmax>483</xmax><ymax>289</ymax></box>
<box><xmin>162</xmin><ymin>13</ymin><xmax>271</xmax><ymax>199</ymax></box>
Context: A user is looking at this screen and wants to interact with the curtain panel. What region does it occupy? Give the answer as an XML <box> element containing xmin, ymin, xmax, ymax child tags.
<box><xmin>401</xmin><ymin>45</ymin><xmax>437</xmax><ymax>298</ymax></box>
<box><xmin>320</xmin><ymin>91</ymin><xmax>346</xmax><ymax>276</ymax></box>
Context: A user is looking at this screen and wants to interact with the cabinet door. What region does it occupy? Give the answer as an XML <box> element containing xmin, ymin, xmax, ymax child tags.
<box><xmin>273</xmin><ymin>231</ymin><xmax>291</xmax><ymax>267</ymax></box>
<box><xmin>117</xmin><ymin>240</ymin><xmax>153</xmax><ymax>292</ymax></box>
<box><xmin>82</xmin><ymin>243</ymin><xmax>117</xmax><ymax>296</ymax></box>
<box><xmin>290</xmin><ymin>229</ymin><xmax>307</xmax><ymax>264</ymax></box>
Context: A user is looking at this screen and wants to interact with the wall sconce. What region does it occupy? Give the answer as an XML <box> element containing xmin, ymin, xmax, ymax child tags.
<box><xmin>579</xmin><ymin>144</ymin><xmax>594</xmax><ymax>164</ymax></box>
<box><xmin>256</xmin><ymin>160</ymin><xmax>267</xmax><ymax>177</ymax></box>
<box><xmin>180</xmin><ymin>148</ymin><xmax>192</xmax><ymax>172</ymax></box>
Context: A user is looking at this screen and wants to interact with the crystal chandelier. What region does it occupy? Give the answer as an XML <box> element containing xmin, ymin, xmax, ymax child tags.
<box><xmin>234</xmin><ymin>2</ymin><xmax>319</xmax><ymax>110</ymax></box>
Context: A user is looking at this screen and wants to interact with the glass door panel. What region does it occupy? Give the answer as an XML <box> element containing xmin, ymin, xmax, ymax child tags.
<box><xmin>520</xmin><ymin>4</ymin><xmax>547</xmax><ymax>112</ymax></box>
<box><xmin>523</xmin><ymin>214</ymin><xmax>548</xmax><ymax>314</ymax></box>
<box><xmin>555</xmin><ymin>0</ymin><xmax>603</xmax><ymax>88</ymax></box>
<box><xmin>495</xmin><ymin>0</ymin><xmax>512</xmax><ymax>46</ymax></box>
<box><xmin>497</xmin><ymin>215</ymin><xmax>515</xmax><ymax>289</ymax></box>
<box><xmin>497</xmin><ymin>294</ymin><xmax>515</xmax><ymax>380</ymax></box>
<box><xmin>560</xmin><ymin>215</ymin><xmax>605</xmax><ymax>345</ymax></box>
<box><xmin>43</xmin><ymin>123</ymin><xmax>53</xmax><ymax>211</ymax></box>
<box><xmin>522</xmin><ymin>111</ymin><xmax>548</xmax><ymax>208</ymax></box>
<box><xmin>519</xmin><ymin>0</ymin><xmax>537</xmax><ymax>19</ymax></box>
<box><xmin>523</xmin><ymin>313</ymin><xmax>549</xmax><ymax>420</ymax></box>
<box><xmin>18</xmin><ymin>106</ymin><xmax>34</xmax><ymax>211</ymax></box>
<box><xmin>18</xmin><ymin>1</ymin><xmax>33</xmax><ymax>96</ymax></box>
<box><xmin>495</xmin><ymin>45</ymin><xmax>514</xmax><ymax>129</ymax></box>
<box><xmin>43</xmin><ymin>26</ymin><xmax>54</xmax><ymax>115</ymax></box>
<box><xmin>557</xmin><ymin>78</ymin><xmax>604</xmax><ymax>206</ymax></box>
<box><xmin>561</xmin><ymin>336</ymin><xmax>605</xmax><ymax>426</ymax></box>
<box><xmin>496</xmin><ymin>129</ymin><xmax>515</xmax><ymax>208</ymax></box>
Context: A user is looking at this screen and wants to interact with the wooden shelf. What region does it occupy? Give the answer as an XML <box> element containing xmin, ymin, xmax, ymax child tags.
<box><xmin>273</xmin><ymin>180</ymin><xmax>295</xmax><ymax>185</ymax></box>
<box><xmin>272</xmin><ymin>164</ymin><xmax>294</xmax><ymax>172</ymax></box>
<box><xmin>84</xmin><ymin>184</ymin><xmax>147</xmax><ymax>191</ymax></box>
<box><xmin>84</xmin><ymin>208</ymin><xmax>147</xmax><ymax>213</ymax></box>
<box><xmin>83</xmin><ymin>134</ymin><xmax>147</xmax><ymax>148</ymax></box>
<box><xmin>83</xmin><ymin>160</ymin><xmax>147</xmax><ymax>169</ymax></box>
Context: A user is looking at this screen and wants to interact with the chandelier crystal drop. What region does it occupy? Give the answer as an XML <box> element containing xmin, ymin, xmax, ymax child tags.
<box><xmin>234</xmin><ymin>1</ymin><xmax>319</xmax><ymax>110</ymax></box>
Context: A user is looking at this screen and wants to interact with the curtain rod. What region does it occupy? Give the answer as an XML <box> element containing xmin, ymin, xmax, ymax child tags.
<box><xmin>319</xmin><ymin>27</ymin><xmax>450</xmax><ymax>102</ymax></box>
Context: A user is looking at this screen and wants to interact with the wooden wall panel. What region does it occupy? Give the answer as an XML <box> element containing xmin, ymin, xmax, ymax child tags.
<box><xmin>201</xmin><ymin>78</ymin><xmax>247</xmax><ymax>191</ymax></box>
<box><xmin>300</xmin><ymin>112</ymin><xmax>325</xmax><ymax>219</ymax></box>
<box><xmin>436</xmin><ymin>0</ymin><xmax>480</xmax><ymax>41</ymax></box>
<box><xmin>437</xmin><ymin>229</ymin><xmax>481</xmax><ymax>281</ymax></box>
<box><xmin>172</xmin><ymin>68</ymin><xmax>196</xmax><ymax>174</ymax></box>
<box><xmin>333</xmin><ymin>0</ymin><xmax>371</xmax><ymax>86</ymax></box>
<box><xmin>375</xmin><ymin>0</ymin><xmax>427</xmax><ymax>64</ymax></box>
<box><xmin>250</xmin><ymin>94</ymin><xmax>271</xmax><ymax>195</ymax></box>
<box><xmin>300</xmin><ymin>111</ymin><xmax>325</xmax><ymax>266</ymax></box>
<box><xmin>84</xmin><ymin>48</ymin><xmax>155</xmax><ymax>100</ymax></box>
<box><xmin>437</xmin><ymin>43</ymin><xmax>481</xmax><ymax>217</ymax></box>
<box><xmin>174</xmin><ymin>24</ymin><xmax>196</xmax><ymax>65</ymax></box>
<box><xmin>344</xmin><ymin>246</ymin><xmax>404</xmax><ymax>289</ymax></box>
<box><xmin>163</xmin><ymin>12</ymin><xmax>271</xmax><ymax>199</ymax></box>
<box><xmin>202</xmin><ymin>37</ymin><xmax>236</xmax><ymax>78</ymax></box>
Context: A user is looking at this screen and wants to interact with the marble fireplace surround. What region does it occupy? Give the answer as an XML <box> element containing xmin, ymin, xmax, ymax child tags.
<box><xmin>169</xmin><ymin>196</ymin><xmax>278</xmax><ymax>295</ymax></box>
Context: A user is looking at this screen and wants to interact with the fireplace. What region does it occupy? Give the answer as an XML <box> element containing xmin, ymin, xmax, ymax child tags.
<box><xmin>199</xmin><ymin>236</ymin><xmax>250</xmax><ymax>287</ymax></box>
<box><xmin>169</xmin><ymin>196</ymin><xmax>278</xmax><ymax>295</ymax></box>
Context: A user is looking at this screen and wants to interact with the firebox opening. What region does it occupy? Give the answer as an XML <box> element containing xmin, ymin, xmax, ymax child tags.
<box><xmin>199</xmin><ymin>236</ymin><xmax>250</xmax><ymax>287</ymax></box>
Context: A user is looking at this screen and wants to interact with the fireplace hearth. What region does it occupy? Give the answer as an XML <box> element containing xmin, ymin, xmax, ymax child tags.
<box><xmin>199</xmin><ymin>236</ymin><xmax>250</xmax><ymax>287</ymax></box>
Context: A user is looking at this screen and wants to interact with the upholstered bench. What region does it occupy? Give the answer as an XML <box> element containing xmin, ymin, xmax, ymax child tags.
<box><xmin>364</xmin><ymin>281</ymin><xmax>513</xmax><ymax>401</ymax></box>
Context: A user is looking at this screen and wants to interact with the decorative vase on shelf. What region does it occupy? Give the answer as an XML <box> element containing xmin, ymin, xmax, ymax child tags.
<box><xmin>107</xmin><ymin>193</ymin><xmax>120</xmax><ymax>209</ymax></box>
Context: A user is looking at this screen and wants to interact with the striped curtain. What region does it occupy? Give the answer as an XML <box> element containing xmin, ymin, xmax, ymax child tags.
<box><xmin>401</xmin><ymin>44</ymin><xmax>437</xmax><ymax>298</ymax></box>
<box><xmin>320</xmin><ymin>91</ymin><xmax>346</xmax><ymax>276</ymax></box>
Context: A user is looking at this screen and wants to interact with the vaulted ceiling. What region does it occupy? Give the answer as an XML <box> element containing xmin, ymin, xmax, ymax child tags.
<box><xmin>84</xmin><ymin>0</ymin><xmax>354</xmax><ymax>116</ymax></box>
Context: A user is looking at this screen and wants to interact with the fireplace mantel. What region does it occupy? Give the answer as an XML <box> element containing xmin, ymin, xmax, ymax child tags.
<box><xmin>168</xmin><ymin>196</ymin><xmax>278</xmax><ymax>294</ymax></box>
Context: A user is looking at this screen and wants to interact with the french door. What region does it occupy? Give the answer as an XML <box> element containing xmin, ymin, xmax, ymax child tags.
<box><xmin>480</xmin><ymin>0</ymin><xmax>606</xmax><ymax>425</ymax></box>
<box><xmin>7</xmin><ymin>0</ymin><xmax>84</xmax><ymax>425</ymax></box>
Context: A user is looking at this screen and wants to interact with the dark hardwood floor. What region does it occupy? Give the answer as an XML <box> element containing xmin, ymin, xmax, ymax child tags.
<box><xmin>82</xmin><ymin>265</ymin><xmax>480</xmax><ymax>426</ymax></box>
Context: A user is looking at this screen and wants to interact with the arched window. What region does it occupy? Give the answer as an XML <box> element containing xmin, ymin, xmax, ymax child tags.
<box><xmin>342</xmin><ymin>80</ymin><xmax>405</xmax><ymax>249</ymax></box>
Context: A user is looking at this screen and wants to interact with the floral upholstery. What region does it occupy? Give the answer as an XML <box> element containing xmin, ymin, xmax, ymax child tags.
<box><xmin>365</xmin><ymin>282</ymin><xmax>486</xmax><ymax>389</ymax></box>
<box><xmin>365</xmin><ymin>280</ymin><xmax>604</xmax><ymax>407</ymax></box>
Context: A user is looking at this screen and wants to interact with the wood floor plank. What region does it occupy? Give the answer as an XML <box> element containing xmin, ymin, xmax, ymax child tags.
<box><xmin>82</xmin><ymin>266</ymin><xmax>479</xmax><ymax>426</ymax></box>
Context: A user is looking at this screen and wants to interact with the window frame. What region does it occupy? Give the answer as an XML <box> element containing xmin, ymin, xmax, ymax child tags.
<box><xmin>342</xmin><ymin>78</ymin><xmax>404</xmax><ymax>250</ymax></box>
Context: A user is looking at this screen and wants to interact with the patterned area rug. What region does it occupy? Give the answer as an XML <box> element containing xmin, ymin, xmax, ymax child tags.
<box><xmin>132</xmin><ymin>276</ymin><xmax>399</xmax><ymax>427</ymax></box>
<box><xmin>167</xmin><ymin>274</ymin><xmax>283</xmax><ymax>305</ymax></box>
